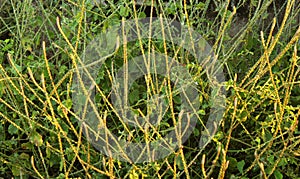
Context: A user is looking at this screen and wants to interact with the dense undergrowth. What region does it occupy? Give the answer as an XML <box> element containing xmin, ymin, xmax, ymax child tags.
<box><xmin>0</xmin><ymin>0</ymin><xmax>300</xmax><ymax>178</ymax></box>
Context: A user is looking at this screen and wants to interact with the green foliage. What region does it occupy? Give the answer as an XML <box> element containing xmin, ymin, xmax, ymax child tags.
<box><xmin>0</xmin><ymin>0</ymin><xmax>300</xmax><ymax>178</ymax></box>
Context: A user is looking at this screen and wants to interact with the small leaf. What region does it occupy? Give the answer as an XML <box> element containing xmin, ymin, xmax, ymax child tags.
<box><xmin>274</xmin><ymin>170</ymin><xmax>283</xmax><ymax>179</ymax></box>
<box><xmin>11</xmin><ymin>165</ymin><xmax>21</xmax><ymax>176</ymax></box>
<box><xmin>173</xmin><ymin>95</ymin><xmax>181</xmax><ymax>104</ymax></box>
<box><xmin>198</xmin><ymin>109</ymin><xmax>206</xmax><ymax>115</ymax></box>
<box><xmin>119</xmin><ymin>5</ymin><xmax>129</xmax><ymax>17</ymax></box>
<box><xmin>237</xmin><ymin>160</ymin><xmax>245</xmax><ymax>173</ymax></box>
<box><xmin>60</xmin><ymin>159</ymin><xmax>64</xmax><ymax>172</ymax></box>
<box><xmin>175</xmin><ymin>155</ymin><xmax>184</xmax><ymax>170</ymax></box>
<box><xmin>138</xmin><ymin>12</ymin><xmax>146</xmax><ymax>18</ymax></box>
<box><xmin>63</xmin><ymin>98</ymin><xmax>72</xmax><ymax>110</ymax></box>
<box><xmin>129</xmin><ymin>89</ymin><xmax>140</xmax><ymax>104</ymax></box>
<box><xmin>29</xmin><ymin>131</ymin><xmax>43</xmax><ymax>147</ymax></box>
<box><xmin>278</xmin><ymin>157</ymin><xmax>287</xmax><ymax>167</ymax></box>
<box><xmin>21</xmin><ymin>142</ymin><xmax>34</xmax><ymax>150</ymax></box>
<box><xmin>8</xmin><ymin>124</ymin><xmax>18</xmax><ymax>135</ymax></box>
<box><xmin>195</xmin><ymin>2</ymin><xmax>206</xmax><ymax>10</ymax></box>
<box><xmin>267</xmin><ymin>155</ymin><xmax>274</xmax><ymax>164</ymax></box>
<box><xmin>193</xmin><ymin>128</ymin><xmax>200</xmax><ymax>136</ymax></box>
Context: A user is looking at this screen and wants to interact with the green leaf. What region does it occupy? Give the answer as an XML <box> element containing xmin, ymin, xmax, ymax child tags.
<box><xmin>19</xmin><ymin>153</ymin><xmax>30</xmax><ymax>167</ymax></box>
<box><xmin>8</xmin><ymin>124</ymin><xmax>18</xmax><ymax>135</ymax></box>
<box><xmin>267</xmin><ymin>155</ymin><xmax>274</xmax><ymax>164</ymax></box>
<box><xmin>237</xmin><ymin>160</ymin><xmax>245</xmax><ymax>173</ymax></box>
<box><xmin>138</xmin><ymin>12</ymin><xmax>146</xmax><ymax>18</ymax></box>
<box><xmin>173</xmin><ymin>95</ymin><xmax>181</xmax><ymax>104</ymax></box>
<box><xmin>198</xmin><ymin>109</ymin><xmax>206</xmax><ymax>115</ymax></box>
<box><xmin>227</xmin><ymin>157</ymin><xmax>237</xmax><ymax>169</ymax></box>
<box><xmin>63</xmin><ymin>98</ymin><xmax>72</xmax><ymax>110</ymax></box>
<box><xmin>195</xmin><ymin>2</ymin><xmax>206</xmax><ymax>10</ymax></box>
<box><xmin>29</xmin><ymin>131</ymin><xmax>43</xmax><ymax>147</ymax></box>
<box><xmin>175</xmin><ymin>155</ymin><xmax>184</xmax><ymax>170</ymax></box>
<box><xmin>11</xmin><ymin>165</ymin><xmax>21</xmax><ymax>176</ymax></box>
<box><xmin>251</xmin><ymin>0</ymin><xmax>258</xmax><ymax>7</ymax></box>
<box><xmin>60</xmin><ymin>159</ymin><xmax>64</xmax><ymax>171</ymax></box>
<box><xmin>193</xmin><ymin>128</ymin><xmax>200</xmax><ymax>136</ymax></box>
<box><xmin>21</xmin><ymin>142</ymin><xmax>34</xmax><ymax>150</ymax></box>
<box><xmin>274</xmin><ymin>170</ymin><xmax>283</xmax><ymax>179</ymax></box>
<box><xmin>129</xmin><ymin>89</ymin><xmax>140</xmax><ymax>104</ymax></box>
<box><xmin>119</xmin><ymin>5</ymin><xmax>129</xmax><ymax>17</ymax></box>
<box><xmin>278</xmin><ymin>157</ymin><xmax>287</xmax><ymax>167</ymax></box>
<box><xmin>262</xmin><ymin>129</ymin><xmax>272</xmax><ymax>142</ymax></box>
<box><xmin>57</xmin><ymin>173</ymin><xmax>65</xmax><ymax>179</ymax></box>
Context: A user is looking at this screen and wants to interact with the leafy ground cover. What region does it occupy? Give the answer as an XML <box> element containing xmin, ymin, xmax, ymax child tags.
<box><xmin>0</xmin><ymin>0</ymin><xmax>300</xmax><ymax>178</ymax></box>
